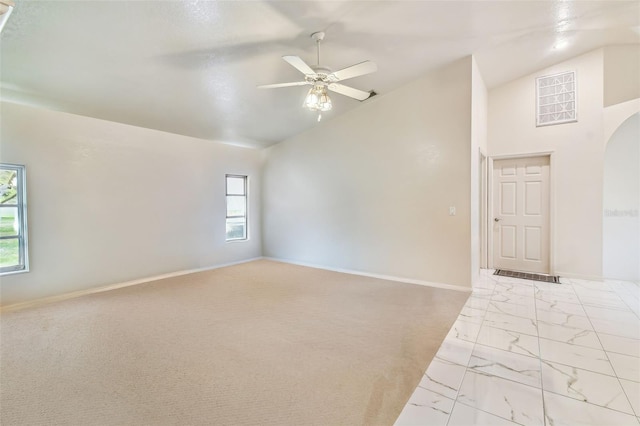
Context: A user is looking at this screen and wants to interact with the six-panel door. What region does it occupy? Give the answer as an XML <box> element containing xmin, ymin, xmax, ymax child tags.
<box><xmin>492</xmin><ymin>156</ymin><xmax>550</xmax><ymax>274</ymax></box>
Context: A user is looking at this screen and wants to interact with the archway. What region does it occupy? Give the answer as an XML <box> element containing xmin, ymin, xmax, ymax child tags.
<box><xmin>603</xmin><ymin>112</ymin><xmax>640</xmax><ymax>280</ymax></box>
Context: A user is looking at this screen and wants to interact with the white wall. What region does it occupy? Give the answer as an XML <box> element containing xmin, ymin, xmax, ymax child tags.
<box><xmin>604</xmin><ymin>45</ymin><xmax>640</xmax><ymax>108</ymax></box>
<box><xmin>603</xmin><ymin>113</ymin><xmax>640</xmax><ymax>280</ymax></box>
<box><xmin>471</xmin><ymin>57</ymin><xmax>488</xmax><ymax>281</ymax></box>
<box><xmin>263</xmin><ymin>57</ymin><xmax>474</xmax><ymax>288</ymax></box>
<box><xmin>0</xmin><ymin>102</ymin><xmax>262</xmax><ymax>306</ymax></box>
<box><xmin>488</xmin><ymin>49</ymin><xmax>605</xmax><ymax>279</ymax></box>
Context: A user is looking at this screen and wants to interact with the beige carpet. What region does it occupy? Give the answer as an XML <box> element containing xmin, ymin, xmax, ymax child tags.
<box><xmin>0</xmin><ymin>259</ymin><xmax>468</xmax><ymax>425</ymax></box>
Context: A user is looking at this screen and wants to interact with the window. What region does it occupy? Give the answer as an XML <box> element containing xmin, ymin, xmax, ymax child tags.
<box><xmin>536</xmin><ymin>71</ymin><xmax>577</xmax><ymax>126</ymax></box>
<box><xmin>0</xmin><ymin>164</ymin><xmax>28</xmax><ymax>274</ymax></box>
<box><xmin>225</xmin><ymin>174</ymin><xmax>247</xmax><ymax>241</ymax></box>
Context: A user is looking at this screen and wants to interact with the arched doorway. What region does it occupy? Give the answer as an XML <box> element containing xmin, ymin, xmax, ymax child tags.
<box><xmin>603</xmin><ymin>112</ymin><xmax>640</xmax><ymax>280</ymax></box>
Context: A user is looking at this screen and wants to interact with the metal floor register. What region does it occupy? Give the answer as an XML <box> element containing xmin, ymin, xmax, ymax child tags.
<box><xmin>494</xmin><ymin>269</ymin><xmax>561</xmax><ymax>283</ymax></box>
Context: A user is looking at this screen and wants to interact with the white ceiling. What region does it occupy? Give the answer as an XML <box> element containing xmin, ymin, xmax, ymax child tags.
<box><xmin>1</xmin><ymin>1</ymin><xmax>639</xmax><ymax>148</ymax></box>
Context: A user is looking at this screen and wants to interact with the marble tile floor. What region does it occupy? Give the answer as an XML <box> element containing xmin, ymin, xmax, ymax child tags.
<box><xmin>395</xmin><ymin>270</ymin><xmax>640</xmax><ymax>426</ymax></box>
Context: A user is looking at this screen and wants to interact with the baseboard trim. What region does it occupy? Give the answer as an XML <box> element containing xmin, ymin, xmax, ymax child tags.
<box><xmin>264</xmin><ymin>257</ymin><xmax>472</xmax><ymax>293</ymax></box>
<box><xmin>0</xmin><ymin>257</ymin><xmax>264</xmax><ymax>313</ymax></box>
<box><xmin>554</xmin><ymin>271</ymin><xmax>604</xmax><ymax>281</ymax></box>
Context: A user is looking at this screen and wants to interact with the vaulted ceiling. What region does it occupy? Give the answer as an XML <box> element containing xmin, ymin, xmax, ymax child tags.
<box><xmin>1</xmin><ymin>1</ymin><xmax>638</xmax><ymax>148</ymax></box>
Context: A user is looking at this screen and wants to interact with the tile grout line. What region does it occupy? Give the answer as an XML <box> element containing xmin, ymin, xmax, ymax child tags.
<box><xmin>445</xmin><ymin>270</ymin><xmax>497</xmax><ymax>426</ymax></box>
<box><xmin>533</xmin><ymin>277</ymin><xmax>549</xmax><ymax>425</ymax></box>
<box><xmin>574</xmin><ymin>280</ymin><xmax>640</xmax><ymax>418</ymax></box>
<box><xmin>610</xmin><ymin>281</ymin><xmax>640</xmax><ymax>320</ymax></box>
<box><xmin>483</xmin><ymin>280</ymin><xmax>630</xmax><ymax>379</ymax></box>
<box><xmin>397</xmin><ymin>270</ymin><xmax>497</xmax><ymax>426</ymax></box>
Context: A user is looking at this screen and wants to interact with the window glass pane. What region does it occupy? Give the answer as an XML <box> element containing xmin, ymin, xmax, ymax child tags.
<box><xmin>226</xmin><ymin>218</ymin><xmax>246</xmax><ymax>240</ymax></box>
<box><xmin>0</xmin><ymin>169</ymin><xmax>18</xmax><ymax>205</ymax></box>
<box><xmin>226</xmin><ymin>177</ymin><xmax>245</xmax><ymax>195</ymax></box>
<box><xmin>0</xmin><ymin>207</ymin><xmax>19</xmax><ymax>237</ymax></box>
<box><xmin>0</xmin><ymin>237</ymin><xmax>19</xmax><ymax>268</ymax></box>
<box><xmin>226</xmin><ymin>196</ymin><xmax>246</xmax><ymax>217</ymax></box>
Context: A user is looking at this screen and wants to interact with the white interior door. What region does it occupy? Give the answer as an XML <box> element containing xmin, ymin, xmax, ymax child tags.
<box><xmin>492</xmin><ymin>156</ymin><xmax>550</xmax><ymax>274</ymax></box>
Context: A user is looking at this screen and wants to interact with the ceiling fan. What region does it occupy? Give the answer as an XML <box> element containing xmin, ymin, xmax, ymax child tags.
<box><xmin>258</xmin><ymin>31</ymin><xmax>377</xmax><ymax>120</ymax></box>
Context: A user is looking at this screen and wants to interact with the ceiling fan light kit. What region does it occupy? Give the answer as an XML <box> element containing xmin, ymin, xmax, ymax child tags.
<box><xmin>0</xmin><ymin>0</ymin><xmax>15</xmax><ymax>34</ymax></box>
<box><xmin>303</xmin><ymin>85</ymin><xmax>332</xmax><ymax>112</ymax></box>
<box><xmin>258</xmin><ymin>31</ymin><xmax>377</xmax><ymax>119</ymax></box>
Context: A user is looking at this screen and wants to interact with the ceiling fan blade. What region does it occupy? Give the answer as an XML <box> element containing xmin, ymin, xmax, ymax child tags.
<box><xmin>329</xmin><ymin>61</ymin><xmax>377</xmax><ymax>82</ymax></box>
<box><xmin>258</xmin><ymin>81</ymin><xmax>310</xmax><ymax>89</ymax></box>
<box><xmin>282</xmin><ymin>55</ymin><xmax>317</xmax><ymax>77</ymax></box>
<box><xmin>328</xmin><ymin>83</ymin><xmax>371</xmax><ymax>101</ymax></box>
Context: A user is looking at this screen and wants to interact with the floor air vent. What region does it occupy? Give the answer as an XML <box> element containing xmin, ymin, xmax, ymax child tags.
<box><xmin>494</xmin><ymin>269</ymin><xmax>560</xmax><ymax>283</ymax></box>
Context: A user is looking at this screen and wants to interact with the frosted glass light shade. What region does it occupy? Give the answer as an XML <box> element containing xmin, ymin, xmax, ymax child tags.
<box><xmin>304</xmin><ymin>86</ymin><xmax>332</xmax><ymax>112</ymax></box>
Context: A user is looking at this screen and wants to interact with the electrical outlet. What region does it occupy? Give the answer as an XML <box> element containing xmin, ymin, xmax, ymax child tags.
<box><xmin>449</xmin><ymin>206</ymin><xmax>456</xmax><ymax>216</ymax></box>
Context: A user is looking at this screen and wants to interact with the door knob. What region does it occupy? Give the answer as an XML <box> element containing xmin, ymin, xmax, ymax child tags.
<box><xmin>494</xmin><ymin>218</ymin><xmax>501</xmax><ymax>222</ymax></box>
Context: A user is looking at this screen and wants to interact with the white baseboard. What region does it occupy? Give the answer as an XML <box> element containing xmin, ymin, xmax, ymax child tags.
<box><xmin>0</xmin><ymin>257</ymin><xmax>264</xmax><ymax>313</ymax></box>
<box><xmin>554</xmin><ymin>271</ymin><xmax>604</xmax><ymax>281</ymax></box>
<box><xmin>264</xmin><ymin>257</ymin><xmax>472</xmax><ymax>293</ymax></box>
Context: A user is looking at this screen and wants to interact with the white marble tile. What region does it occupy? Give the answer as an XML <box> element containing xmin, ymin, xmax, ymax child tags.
<box><xmin>539</xmin><ymin>338</ymin><xmax>615</xmax><ymax>376</ymax></box>
<box><xmin>435</xmin><ymin>336</ymin><xmax>475</xmax><ymax>366</ymax></box>
<box><xmin>476</xmin><ymin>325</ymin><xmax>540</xmax><ymax>358</ymax></box>
<box><xmin>620</xmin><ymin>379</ymin><xmax>640</xmax><ymax>417</ymax></box>
<box><xmin>491</xmin><ymin>293</ymin><xmax>536</xmax><ymax>307</ymax></box>
<box><xmin>457</xmin><ymin>370</ymin><xmax>544</xmax><ymax>426</ymax></box>
<box><xmin>573</xmin><ymin>287</ymin><xmax>620</xmax><ymax>301</ymax></box>
<box><xmin>569</xmin><ymin>279</ymin><xmax>612</xmax><ymax>291</ymax></box>
<box><xmin>448</xmin><ymin>402</ymin><xmax>520</xmax><ymax>426</ymax></box>
<box><xmin>535</xmin><ymin>282</ymin><xmax>575</xmax><ymax>294</ymax></box>
<box><xmin>578</xmin><ymin>294</ymin><xmax>631</xmax><ymax>310</ymax></box>
<box><xmin>608</xmin><ymin>352</ymin><xmax>640</xmax><ymax>383</ymax></box>
<box><xmin>473</xmin><ymin>279</ymin><xmax>497</xmax><ymax>290</ymax></box>
<box><xmin>541</xmin><ymin>360</ymin><xmax>634</xmax><ymax>414</ymax></box>
<box><xmin>536</xmin><ymin>290</ymin><xmax>581</xmax><ymax>305</ymax></box>
<box><xmin>447</xmin><ymin>319</ymin><xmax>482</xmax><ymax>343</ymax></box>
<box><xmin>538</xmin><ymin>321</ymin><xmax>603</xmax><ymax>350</ymax></box>
<box><xmin>419</xmin><ymin>356</ymin><xmax>467</xmax><ymax>399</ymax></box>
<box><xmin>607</xmin><ymin>280</ymin><xmax>640</xmax><ymax>294</ymax></box>
<box><xmin>483</xmin><ymin>311</ymin><xmax>538</xmax><ymax>336</ymax></box>
<box><xmin>583</xmin><ymin>305</ymin><xmax>638</xmax><ymax>322</ymax></box>
<box><xmin>488</xmin><ymin>300</ymin><xmax>536</xmax><ymax>320</ymax></box>
<box><xmin>536</xmin><ymin>298</ymin><xmax>587</xmax><ymax>316</ymax></box>
<box><xmin>499</xmin><ymin>276</ymin><xmax>536</xmax><ymax>286</ymax></box>
<box><xmin>543</xmin><ymin>390</ymin><xmax>639</xmax><ymax>426</ymax></box>
<box><xmin>591</xmin><ymin>317</ymin><xmax>640</xmax><ymax>340</ymax></box>
<box><xmin>472</xmin><ymin>287</ymin><xmax>495</xmax><ymax>298</ymax></box>
<box><xmin>458</xmin><ymin>306</ymin><xmax>486</xmax><ymax>324</ymax></box>
<box><xmin>468</xmin><ymin>344</ymin><xmax>541</xmax><ymax>387</ymax></box>
<box><xmin>398</xmin><ymin>273</ymin><xmax>640</xmax><ymax>426</ymax></box>
<box><xmin>536</xmin><ymin>309</ymin><xmax>593</xmax><ymax>329</ymax></box>
<box><xmin>465</xmin><ymin>295</ymin><xmax>492</xmax><ymax>310</ymax></box>
<box><xmin>599</xmin><ymin>333</ymin><xmax>640</xmax><ymax>358</ymax></box>
<box><xmin>494</xmin><ymin>282</ymin><xmax>536</xmax><ymax>297</ymax></box>
<box><xmin>394</xmin><ymin>386</ymin><xmax>453</xmax><ymax>426</ymax></box>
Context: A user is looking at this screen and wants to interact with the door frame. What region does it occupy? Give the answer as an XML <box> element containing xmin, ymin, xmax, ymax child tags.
<box><xmin>479</xmin><ymin>149</ymin><xmax>488</xmax><ymax>269</ymax></box>
<box><xmin>487</xmin><ymin>151</ymin><xmax>556</xmax><ymax>274</ymax></box>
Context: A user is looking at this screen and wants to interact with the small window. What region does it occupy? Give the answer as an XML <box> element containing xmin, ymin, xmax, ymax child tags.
<box><xmin>225</xmin><ymin>175</ymin><xmax>247</xmax><ymax>241</ymax></box>
<box><xmin>536</xmin><ymin>71</ymin><xmax>577</xmax><ymax>126</ymax></box>
<box><xmin>0</xmin><ymin>164</ymin><xmax>28</xmax><ymax>274</ymax></box>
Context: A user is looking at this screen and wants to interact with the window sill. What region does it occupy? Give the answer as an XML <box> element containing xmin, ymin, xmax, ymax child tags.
<box><xmin>0</xmin><ymin>267</ymin><xmax>29</xmax><ymax>277</ymax></box>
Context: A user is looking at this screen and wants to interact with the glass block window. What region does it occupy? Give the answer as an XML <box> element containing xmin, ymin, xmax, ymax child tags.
<box><xmin>536</xmin><ymin>71</ymin><xmax>576</xmax><ymax>126</ymax></box>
